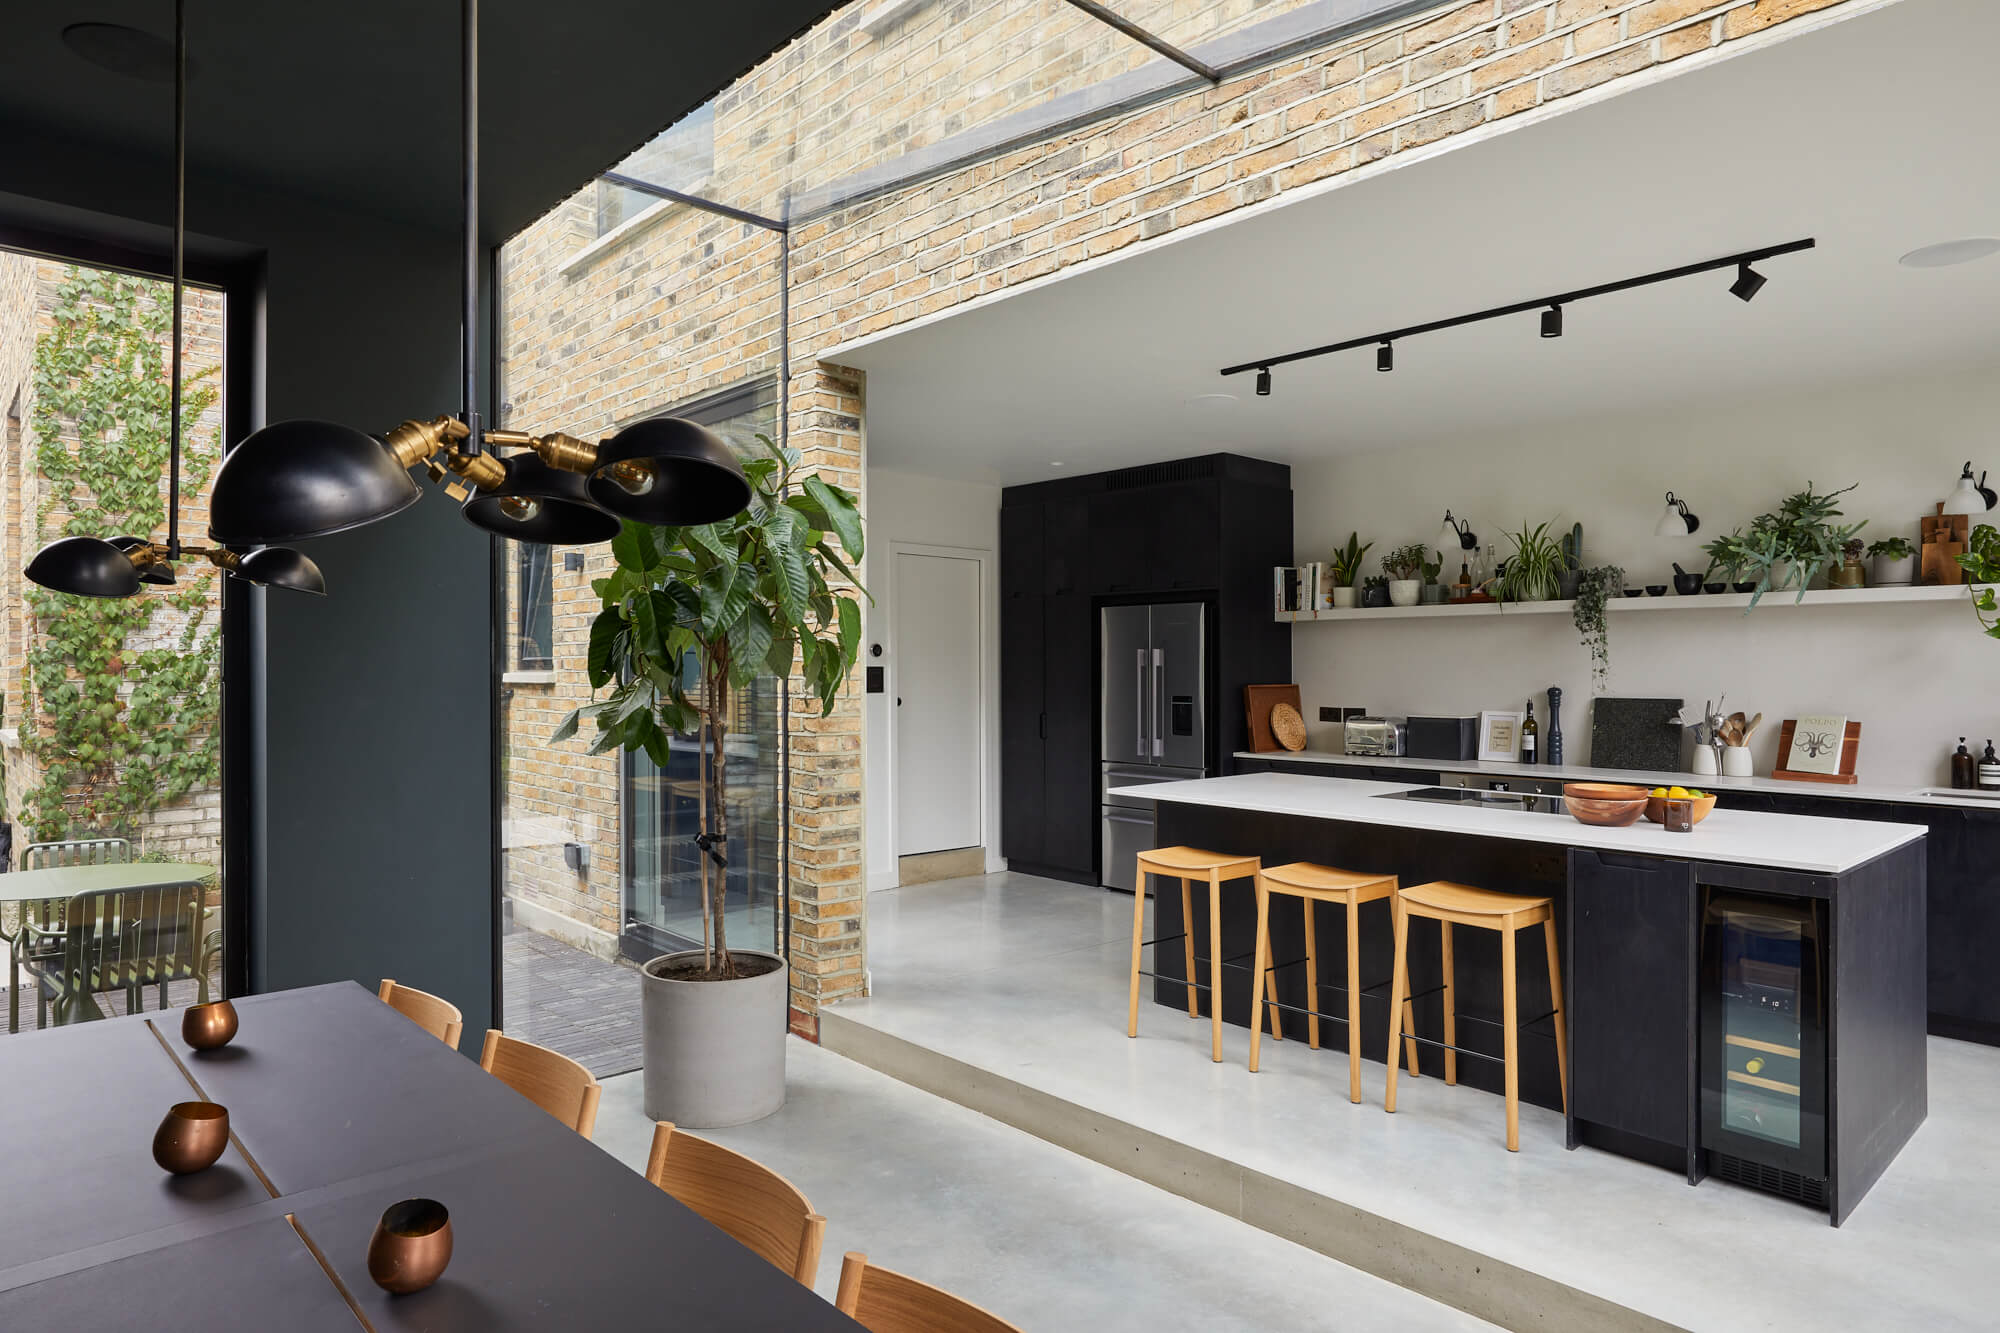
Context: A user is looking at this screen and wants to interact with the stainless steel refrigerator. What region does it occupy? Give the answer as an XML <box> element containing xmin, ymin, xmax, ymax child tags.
<box><xmin>1100</xmin><ymin>602</ymin><xmax>1206</xmax><ymax>891</ymax></box>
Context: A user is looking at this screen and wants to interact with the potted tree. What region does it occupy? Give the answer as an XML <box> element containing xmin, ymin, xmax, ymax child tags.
<box><xmin>1382</xmin><ymin>542</ymin><xmax>1427</xmax><ymax>607</ymax></box>
<box><xmin>1328</xmin><ymin>532</ymin><xmax>1371</xmax><ymax>608</ymax></box>
<box><xmin>1869</xmin><ymin>535</ymin><xmax>1916</xmax><ymax>586</ymax></box>
<box><xmin>556</xmin><ymin>437</ymin><xmax>864</xmax><ymax>1127</ymax></box>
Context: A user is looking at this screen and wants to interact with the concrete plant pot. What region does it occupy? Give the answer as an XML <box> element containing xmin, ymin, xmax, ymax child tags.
<box><xmin>1330</xmin><ymin>586</ymin><xmax>1357</xmax><ymax>609</ymax></box>
<box><xmin>1388</xmin><ymin>578</ymin><xmax>1422</xmax><ymax>607</ymax></box>
<box><xmin>1873</xmin><ymin>552</ymin><xmax>1916</xmax><ymax>586</ymax></box>
<box><xmin>641</xmin><ymin>949</ymin><xmax>788</xmax><ymax>1128</ymax></box>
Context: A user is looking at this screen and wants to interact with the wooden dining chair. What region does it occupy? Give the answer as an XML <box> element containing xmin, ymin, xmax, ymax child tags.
<box><xmin>478</xmin><ymin>1029</ymin><xmax>602</xmax><ymax>1138</ymax></box>
<box><xmin>644</xmin><ymin>1122</ymin><xmax>825</xmax><ymax>1285</ymax></box>
<box><xmin>376</xmin><ymin>979</ymin><xmax>464</xmax><ymax>1048</ymax></box>
<box><xmin>834</xmin><ymin>1252</ymin><xmax>1023</xmax><ymax>1333</ymax></box>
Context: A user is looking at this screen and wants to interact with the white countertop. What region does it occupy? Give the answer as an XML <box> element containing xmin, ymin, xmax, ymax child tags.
<box><xmin>1113</xmin><ymin>772</ymin><xmax>1926</xmax><ymax>875</ymax></box>
<box><xmin>1233</xmin><ymin>749</ymin><xmax>2000</xmax><ymax>812</ymax></box>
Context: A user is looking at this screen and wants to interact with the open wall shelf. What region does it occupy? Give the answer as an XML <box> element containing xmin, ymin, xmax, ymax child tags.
<box><xmin>1276</xmin><ymin>583</ymin><xmax>1973</xmax><ymax>623</ymax></box>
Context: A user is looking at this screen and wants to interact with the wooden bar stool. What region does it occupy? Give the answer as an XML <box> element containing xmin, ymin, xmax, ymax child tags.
<box><xmin>1126</xmin><ymin>846</ymin><xmax>1265</xmax><ymax>1063</ymax></box>
<box><xmin>1383</xmin><ymin>881</ymin><xmax>1567</xmax><ymax>1151</ymax></box>
<box><xmin>1247</xmin><ymin>862</ymin><xmax>1421</xmax><ymax>1102</ymax></box>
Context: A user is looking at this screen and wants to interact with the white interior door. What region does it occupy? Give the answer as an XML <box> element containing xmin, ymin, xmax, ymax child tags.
<box><xmin>895</xmin><ymin>551</ymin><xmax>983</xmax><ymax>856</ymax></box>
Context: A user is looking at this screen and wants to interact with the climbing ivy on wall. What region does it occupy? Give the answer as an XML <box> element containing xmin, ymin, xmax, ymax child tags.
<box><xmin>20</xmin><ymin>266</ymin><xmax>222</xmax><ymax>842</ymax></box>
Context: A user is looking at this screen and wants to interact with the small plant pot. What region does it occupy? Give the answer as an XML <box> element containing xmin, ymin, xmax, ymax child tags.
<box><xmin>1557</xmin><ymin>569</ymin><xmax>1582</xmax><ymax>600</ymax></box>
<box><xmin>1873</xmin><ymin>553</ymin><xmax>1915</xmax><ymax>586</ymax></box>
<box><xmin>1830</xmin><ymin>560</ymin><xmax>1866</xmax><ymax>590</ymax></box>
<box><xmin>1388</xmin><ymin>579</ymin><xmax>1422</xmax><ymax>607</ymax></box>
<box><xmin>1362</xmin><ymin>584</ymin><xmax>1390</xmax><ymax>608</ymax></box>
<box><xmin>1419</xmin><ymin>583</ymin><xmax>1447</xmax><ymax>604</ymax></box>
<box><xmin>1331</xmin><ymin>586</ymin><xmax>1357</xmax><ymax>609</ymax></box>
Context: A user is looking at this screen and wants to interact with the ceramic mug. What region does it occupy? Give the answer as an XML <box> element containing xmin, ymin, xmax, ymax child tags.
<box><xmin>1722</xmin><ymin>746</ymin><xmax>1753</xmax><ymax>777</ymax></box>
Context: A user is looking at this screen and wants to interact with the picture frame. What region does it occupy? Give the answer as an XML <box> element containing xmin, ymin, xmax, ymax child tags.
<box><xmin>1478</xmin><ymin>709</ymin><xmax>1525</xmax><ymax>762</ymax></box>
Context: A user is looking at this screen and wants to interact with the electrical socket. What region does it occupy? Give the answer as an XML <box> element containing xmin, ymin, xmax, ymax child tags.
<box><xmin>1319</xmin><ymin>706</ymin><xmax>1339</xmax><ymax>722</ymax></box>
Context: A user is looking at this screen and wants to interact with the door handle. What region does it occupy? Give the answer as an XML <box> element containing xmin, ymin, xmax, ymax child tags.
<box><xmin>1135</xmin><ymin>649</ymin><xmax>1147</xmax><ymax>760</ymax></box>
<box><xmin>1152</xmin><ymin>649</ymin><xmax>1166</xmax><ymax>759</ymax></box>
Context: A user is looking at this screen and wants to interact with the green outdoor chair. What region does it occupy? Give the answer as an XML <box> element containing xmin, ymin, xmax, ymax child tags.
<box><xmin>5</xmin><ymin>838</ymin><xmax>133</xmax><ymax>1032</ymax></box>
<box><xmin>21</xmin><ymin>887</ymin><xmax>215</xmax><ymax>1026</ymax></box>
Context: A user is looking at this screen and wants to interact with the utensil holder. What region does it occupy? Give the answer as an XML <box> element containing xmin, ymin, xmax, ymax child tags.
<box><xmin>1721</xmin><ymin>746</ymin><xmax>1753</xmax><ymax>777</ymax></box>
<box><xmin>1691</xmin><ymin>747</ymin><xmax>1719</xmax><ymax>776</ymax></box>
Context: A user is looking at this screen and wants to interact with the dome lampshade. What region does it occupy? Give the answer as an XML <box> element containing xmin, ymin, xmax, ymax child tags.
<box><xmin>207</xmin><ymin>419</ymin><xmax>422</xmax><ymax>545</ymax></box>
<box><xmin>233</xmin><ymin>546</ymin><xmax>327</xmax><ymax>595</ymax></box>
<box><xmin>462</xmin><ymin>454</ymin><xmax>621</xmax><ymax>545</ymax></box>
<box><xmin>584</xmin><ymin>417</ymin><xmax>750</xmax><ymax>527</ymax></box>
<box><xmin>25</xmin><ymin>536</ymin><xmax>143</xmax><ymax>598</ymax></box>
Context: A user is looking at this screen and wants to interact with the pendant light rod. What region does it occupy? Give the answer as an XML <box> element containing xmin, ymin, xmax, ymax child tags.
<box><xmin>1059</xmin><ymin>0</ymin><xmax>1220</xmax><ymax>83</ymax></box>
<box><xmin>597</xmin><ymin>171</ymin><xmax>788</xmax><ymax>235</ymax></box>
<box><xmin>1219</xmin><ymin>237</ymin><xmax>1816</xmax><ymax>379</ymax></box>
<box><xmin>167</xmin><ymin>0</ymin><xmax>187</xmax><ymax>557</ymax></box>
<box><xmin>461</xmin><ymin>0</ymin><xmax>481</xmax><ymax>454</ymax></box>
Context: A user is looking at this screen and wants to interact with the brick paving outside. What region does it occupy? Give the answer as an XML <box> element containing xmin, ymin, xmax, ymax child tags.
<box><xmin>501</xmin><ymin>926</ymin><xmax>644</xmax><ymax>1078</ymax></box>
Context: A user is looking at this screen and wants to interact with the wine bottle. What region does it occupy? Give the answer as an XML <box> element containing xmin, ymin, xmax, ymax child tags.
<box><xmin>1521</xmin><ymin>701</ymin><xmax>1538</xmax><ymax>764</ymax></box>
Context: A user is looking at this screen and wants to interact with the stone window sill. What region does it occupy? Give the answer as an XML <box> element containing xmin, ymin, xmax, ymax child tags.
<box><xmin>503</xmin><ymin>670</ymin><xmax>558</xmax><ymax>685</ymax></box>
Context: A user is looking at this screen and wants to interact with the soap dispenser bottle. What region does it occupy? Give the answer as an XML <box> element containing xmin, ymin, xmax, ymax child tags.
<box><xmin>1953</xmin><ymin>738</ymin><xmax>1977</xmax><ymax>790</ymax></box>
<box><xmin>1981</xmin><ymin>741</ymin><xmax>2000</xmax><ymax>792</ymax></box>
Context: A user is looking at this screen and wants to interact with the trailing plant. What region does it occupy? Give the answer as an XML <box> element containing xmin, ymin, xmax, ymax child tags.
<box><xmin>1703</xmin><ymin>482</ymin><xmax>1862</xmax><ymax>609</ymax></box>
<box><xmin>21</xmin><ymin>266</ymin><xmax>222</xmax><ymax>843</ymax></box>
<box><xmin>1496</xmin><ymin>520</ymin><xmax>1565</xmax><ymax>603</ymax></box>
<box><xmin>1381</xmin><ymin>542</ymin><xmax>1428</xmax><ymax>581</ymax></box>
<box><xmin>1328</xmin><ymin>531</ymin><xmax>1372</xmax><ymax>587</ymax></box>
<box><xmin>555</xmin><ymin>435</ymin><xmax>866</xmax><ymax>979</ymax></box>
<box><xmin>1866</xmin><ymin>536</ymin><xmax>1914</xmax><ymax>560</ymax></box>
<box><xmin>1572</xmin><ymin>565</ymin><xmax>1624</xmax><ymax>693</ymax></box>
<box><xmin>1958</xmin><ymin>524</ymin><xmax>2000</xmax><ymax>641</ymax></box>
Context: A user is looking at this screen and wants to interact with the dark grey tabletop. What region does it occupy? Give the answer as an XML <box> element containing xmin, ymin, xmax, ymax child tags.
<box><xmin>0</xmin><ymin>981</ymin><xmax>860</xmax><ymax>1329</ymax></box>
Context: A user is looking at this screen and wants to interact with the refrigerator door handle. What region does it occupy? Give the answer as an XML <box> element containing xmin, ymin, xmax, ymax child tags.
<box><xmin>1152</xmin><ymin>648</ymin><xmax>1166</xmax><ymax>759</ymax></box>
<box><xmin>1135</xmin><ymin>648</ymin><xmax>1149</xmax><ymax>761</ymax></box>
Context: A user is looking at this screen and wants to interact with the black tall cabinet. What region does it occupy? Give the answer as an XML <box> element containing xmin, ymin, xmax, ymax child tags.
<box><xmin>1000</xmin><ymin>455</ymin><xmax>1293</xmax><ymax>885</ymax></box>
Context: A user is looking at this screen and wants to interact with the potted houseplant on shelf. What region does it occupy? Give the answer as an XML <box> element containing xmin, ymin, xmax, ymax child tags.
<box><xmin>1572</xmin><ymin>565</ymin><xmax>1624</xmax><ymax>693</ymax></box>
<box><xmin>556</xmin><ymin>436</ymin><xmax>865</xmax><ymax>1127</ymax></box>
<box><xmin>1419</xmin><ymin>549</ymin><xmax>1446</xmax><ymax>604</ymax></box>
<box><xmin>1831</xmin><ymin>537</ymin><xmax>1867</xmax><ymax>589</ymax></box>
<box><xmin>1361</xmin><ymin>574</ymin><xmax>1391</xmax><ymax>608</ymax></box>
<box><xmin>1957</xmin><ymin>523</ymin><xmax>2000</xmax><ymax>642</ymax></box>
<box><xmin>1382</xmin><ymin>542</ymin><xmax>1427</xmax><ymax>607</ymax></box>
<box><xmin>1496</xmin><ymin>520</ymin><xmax>1565</xmax><ymax>604</ymax></box>
<box><xmin>1328</xmin><ymin>532</ymin><xmax>1371</xmax><ymax>608</ymax></box>
<box><xmin>1700</xmin><ymin>481</ymin><xmax>1862</xmax><ymax>610</ymax></box>
<box><xmin>1869</xmin><ymin>534</ymin><xmax>1916</xmax><ymax>586</ymax></box>
<box><xmin>1557</xmin><ymin>522</ymin><xmax>1584</xmax><ymax>600</ymax></box>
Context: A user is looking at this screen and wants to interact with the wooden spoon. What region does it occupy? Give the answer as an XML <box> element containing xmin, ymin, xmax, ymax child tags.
<box><xmin>1740</xmin><ymin>712</ymin><xmax>1764</xmax><ymax>743</ymax></box>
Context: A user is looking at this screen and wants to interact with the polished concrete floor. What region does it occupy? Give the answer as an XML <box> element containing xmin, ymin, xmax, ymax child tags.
<box><xmin>826</xmin><ymin>871</ymin><xmax>1997</xmax><ymax>1333</ymax></box>
<box><xmin>594</xmin><ymin>1036</ymin><xmax>1497</xmax><ymax>1331</ymax></box>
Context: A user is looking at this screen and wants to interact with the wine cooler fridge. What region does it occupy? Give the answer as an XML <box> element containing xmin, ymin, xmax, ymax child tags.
<box><xmin>1699</xmin><ymin>889</ymin><xmax>1828</xmax><ymax>1206</ymax></box>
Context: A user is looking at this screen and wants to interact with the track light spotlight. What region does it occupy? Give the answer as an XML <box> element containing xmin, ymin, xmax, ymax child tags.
<box><xmin>1730</xmin><ymin>263</ymin><xmax>1766</xmax><ymax>303</ymax></box>
<box><xmin>1541</xmin><ymin>305</ymin><xmax>1563</xmax><ymax>339</ymax></box>
<box><xmin>1255</xmin><ymin>367</ymin><xmax>1271</xmax><ymax>397</ymax></box>
<box><xmin>1376</xmin><ymin>342</ymin><xmax>1393</xmax><ymax>373</ymax></box>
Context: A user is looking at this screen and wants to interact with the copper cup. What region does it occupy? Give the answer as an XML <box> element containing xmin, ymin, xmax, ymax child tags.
<box><xmin>152</xmin><ymin>1101</ymin><xmax>230</xmax><ymax>1174</ymax></box>
<box><xmin>182</xmin><ymin>999</ymin><xmax>239</xmax><ymax>1050</ymax></box>
<box><xmin>368</xmin><ymin>1198</ymin><xmax>453</xmax><ymax>1294</ymax></box>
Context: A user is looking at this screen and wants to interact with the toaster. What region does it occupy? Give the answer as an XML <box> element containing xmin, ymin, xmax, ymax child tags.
<box><xmin>1343</xmin><ymin>716</ymin><xmax>1406</xmax><ymax>756</ymax></box>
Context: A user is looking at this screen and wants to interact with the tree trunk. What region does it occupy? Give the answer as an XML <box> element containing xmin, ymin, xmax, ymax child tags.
<box><xmin>707</xmin><ymin>649</ymin><xmax>735</xmax><ymax>980</ymax></box>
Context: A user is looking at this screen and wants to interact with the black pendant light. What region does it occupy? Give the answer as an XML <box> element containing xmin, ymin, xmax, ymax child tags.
<box><xmin>25</xmin><ymin>536</ymin><xmax>144</xmax><ymax>598</ymax></box>
<box><xmin>462</xmin><ymin>454</ymin><xmax>624</xmax><ymax>544</ymax></box>
<box><xmin>110</xmin><ymin>534</ymin><xmax>179</xmax><ymax>584</ymax></box>
<box><xmin>206</xmin><ymin>419</ymin><xmax>422</xmax><ymax>545</ymax></box>
<box><xmin>584</xmin><ymin>418</ymin><xmax>750</xmax><ymax>527</ymax></box>
<box><xmin>230</xmin><ymin>546</ymin><xmax>327</xmax><ymax>595</ymax></box>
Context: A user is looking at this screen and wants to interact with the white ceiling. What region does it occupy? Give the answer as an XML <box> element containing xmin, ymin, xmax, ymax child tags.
<box><xmin>836</xmin><ymin>0</ymin><xmax>2000</xmax><ymax>486</ymax></box>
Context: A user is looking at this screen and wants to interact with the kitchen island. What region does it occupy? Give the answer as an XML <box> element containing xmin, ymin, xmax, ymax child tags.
<box><xmin>1115</xmin><ymin>771</ymin><xmax>1927</xmax><ymax>1225</ymax></box>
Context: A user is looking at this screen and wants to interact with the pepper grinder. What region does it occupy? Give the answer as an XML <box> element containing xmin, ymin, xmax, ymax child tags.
<box><xmin>1952</xmin><ymin>738</ymin><xmax>1976</xmax><ymax>790</ymax></box>
<box><xmin>1546</xmin><ymin>686</ymin><xmax>1564</xmax><ymax>765</ymax></box>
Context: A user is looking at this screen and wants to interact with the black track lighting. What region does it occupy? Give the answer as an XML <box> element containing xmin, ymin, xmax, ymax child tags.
<box><xmin>1730</xmin><ymin>263</ymin><xmax>1767</xmax><ymax>303</ymax></box>
<box><xmin>1255</xmin><ymin>367</ymin><xmax>1271</xmax><ymax>397</ymax></box>
<box><xmin>1541</xmin><ymin>305</ymin><xmax>1563</xmax><ymax>339</ymax></box>
<box><xmin>1376</xmin><ymin>342</ymin><xmax>1393</xmax><ymax>372</ymax></box>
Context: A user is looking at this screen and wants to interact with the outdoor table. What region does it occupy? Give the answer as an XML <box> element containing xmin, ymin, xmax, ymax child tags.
<box><xmin>1</xmin><ymin>862</ymin><xmax>217</xmax><ymax>1032</ymax></box>
<box><xmin>0</xmin><ymin>982</ymin><xmax>863</xmax><ymax>1329</ymax></box>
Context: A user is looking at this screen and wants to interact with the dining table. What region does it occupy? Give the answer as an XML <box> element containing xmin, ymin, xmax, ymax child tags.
<box><xmin>2</xmin><ymin>860</ymin><xmax>218</xmax><ymax>1033</ymax></box>
<box><xmin>0</xmin><ymin>981</ymin><xmax>864</xmax><ymax>1329</ymax></box>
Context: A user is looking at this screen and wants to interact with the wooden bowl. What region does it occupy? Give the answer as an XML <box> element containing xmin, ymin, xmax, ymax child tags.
<box><xmin>1561</xmin><ymin>782</ymin><xmax>1649</xmax><ymax>827</ymax></box>
<box><xmin>1645</xmin><ymin>792</ymin><xmax>1718</xmax><ymax>825</ymax></box>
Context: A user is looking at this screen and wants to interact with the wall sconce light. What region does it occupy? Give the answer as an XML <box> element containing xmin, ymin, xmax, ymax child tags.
<box><xmin>1437</xmin><ymin>510</ymin><xmax>1477</xmax><ymax>554</ymax></box>
<box><xmin>1941</xmin><ymin>462</ymin><xmax>1996</xmax><ymax>516</ymax></box>
<box><xmin>1654</xmin><ymin>492</ymin><xmax>1701</xmax><ymax>537</ymax></box>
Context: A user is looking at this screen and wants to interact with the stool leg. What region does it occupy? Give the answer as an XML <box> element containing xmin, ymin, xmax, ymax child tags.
<box><xmin>1384</xmin><ymin>896</ymin><xmax>1410</xmax><ymax>1113</ymax></box>
<box><xmin>1263</xmin><ymin>918</ymin><xmax>1284</xmax><ymax>1045</ymax></box>
<box><xmin>1126</xmin><ymin>864</ymin><xmax>1148</xmax><ymax>1039</ymax></box>
<box><xmin>1502</xmin><ymin>924</ymin><xmax>1521</xmax><ymax>1152</ymax></box>
<box><xmin>1248</xmin><ymin>877</ymin><xmax>1271</xmax><ymax>1073</ymax></box>
<box><xmin>1544</xmin><ymin>917</ymin><xmax>1569</xmax><ymax>1115</ymax></box>
<box><xmin>1302</xmin><ymin>897</ymin><xmax>1319</xmax><ymax>1051</ymax></box>
<box><xmin>1207</xmin><ymin>872</ymin><xmax>1224</xmax><ymax>1064</ymax></box>
<box><xmin>1441</xmin><ymin>921</ymin><xmax>1457</xmax><ymax>1087</ymax></box>
<box><xmin>1344</xmin><ymin>895</ymin><xmax>1363</xmax><ymax>1104</ymax></box>
<box><xmin>1181</xmin><ymin>878</ymin><xmax>1199</xmax><ymax>1019</ymax></box>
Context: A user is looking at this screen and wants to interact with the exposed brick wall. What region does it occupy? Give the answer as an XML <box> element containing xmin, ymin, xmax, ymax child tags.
<box><xmin>496</xmin><ymin>0</ymin><xmax>1865</xmax><ymax>1019</ymax></box>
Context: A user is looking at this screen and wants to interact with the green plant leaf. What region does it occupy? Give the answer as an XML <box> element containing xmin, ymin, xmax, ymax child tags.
<box><xmin>802</xmin><ymin>475</ymin><xmax>863</xmax><ymax>557</ymax></box>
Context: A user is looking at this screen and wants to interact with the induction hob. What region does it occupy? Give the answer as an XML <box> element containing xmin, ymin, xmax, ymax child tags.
<box><xmin>1375</xmin><ymin>786</ymin><xmax>1568</xmax><ymax>815</ymax></box>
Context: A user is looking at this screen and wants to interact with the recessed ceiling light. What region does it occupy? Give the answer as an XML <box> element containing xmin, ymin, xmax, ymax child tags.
<box><xmin>1899</xmin><ymin>238</ymin><xmax>2000</xmax><ymax>269</ymax></box>
<box><xmin>1050</xmin><ymin>461</ymin><xmax>1065</xmax><ymax>468</ymax></box>
<box><xmin>1187</xmin><ymin>393</ymin><xmax>1238</xmax><ymax>410</ymax></box>
<box><xmin>62</xmin><ymin>22</ymin><xmax>192</xmax><ymax>82</ymax></box>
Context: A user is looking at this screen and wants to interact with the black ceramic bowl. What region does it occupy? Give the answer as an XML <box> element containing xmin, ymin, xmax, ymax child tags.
<box><xmin>1733</xmin><ymin>581</ymin><xmax>1756</xmax><ymax>593</ymax></box>
<box><xmin>1672</xmin><ymin>573</ymin><xmax>1703</xmax><ymax>595</ymax></box>
<box><xmin>1622</xmin><ymin>588</ymin><xmax>1644</xmax><ymax>598</ymax></box>
<box><xmin>1704</xmin><ymin>582</ymin><xmax>1726</xmax><ymax>594</ymax></box>
<box><xmin>1646</xmin><ymin>584</ymin><xmax>1668</xmax><ymax>597</ymax></box>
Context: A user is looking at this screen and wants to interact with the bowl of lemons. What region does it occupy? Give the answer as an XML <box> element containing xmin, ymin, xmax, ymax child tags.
<box><xmin>1645</xmin><ymin>785</ymin><xmax>1717</xmax><ymax>825</ymax></box>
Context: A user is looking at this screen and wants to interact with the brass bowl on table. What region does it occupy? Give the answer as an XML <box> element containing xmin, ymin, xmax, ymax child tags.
<box><xmin>369</xmin><ymin>1198</ymin><xmax>454</xmax><ymax>1294</ymax></box>
<box><xmin>1645</xmin><ymin>792</ymin><xmax>1718</xmax><ymax>825</ymax></box>
<box><xmin>183</xmin><ymin>999</ymin><xmax>239</xmax><ymax>1050</ymax></box>
<box><xmin>153</xmin><ymin>1101</ymin><xmax>230</xmax><ymax>1174</ymax></box>
<box><xmin>1562</xmin><ymin>782</ymin><xmax>1650</xmax><ymax>827</ymax></box>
